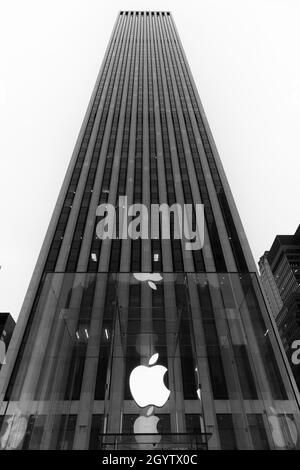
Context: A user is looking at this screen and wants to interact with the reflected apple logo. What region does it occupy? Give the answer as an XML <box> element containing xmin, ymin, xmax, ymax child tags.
<box><xmin>129</xmin><ymin>353</ymin><xmax>170</xmax><ymax>408</ymax></box>
<box><xmin>133</xmin><ymin>273</ymin><xmax>163</xmax><ymax>290</ymax></box>
<box><xmin>133</xmin><ymin>406</ymin><xmax>161</xmax><ymax>445</ymax></box>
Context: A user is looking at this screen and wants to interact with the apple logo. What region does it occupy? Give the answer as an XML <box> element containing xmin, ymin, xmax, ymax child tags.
<box><xmin>133</xmin><ymin>406</ymin><xmax>161</xmax><ymax>445</ymax></box>
<box><xmin>129</xmin><ymin>353</ymin><xmax>170</xmax><ymax>408</ymax></box>
<box><xmin>133</xmin><ymin>273</ymin><xmax>163</xmax><ymax>290</ymax></box>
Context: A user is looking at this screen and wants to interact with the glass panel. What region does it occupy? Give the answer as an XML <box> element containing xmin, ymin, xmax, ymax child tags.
<box><xmin>1</xmin><ymin>273</ymin><xmax>299</xmax><ymax>449</ymax></box>
<box><xmin>216</xmin><ymin>414</ymin><xmax>237</xmax><ymax>450</ymax></box>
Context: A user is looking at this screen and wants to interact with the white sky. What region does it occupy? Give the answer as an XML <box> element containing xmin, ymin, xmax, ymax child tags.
<box><xmin>0</xmin><ymin>0</ymin><xmax>299</xmax><ymax>321</ymax></box>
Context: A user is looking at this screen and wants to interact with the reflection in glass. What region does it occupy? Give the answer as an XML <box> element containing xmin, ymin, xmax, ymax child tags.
<box><xmin>0</xmin><ymin>272</ymin><xmax>299</xmax><ymax>449</ymax></box>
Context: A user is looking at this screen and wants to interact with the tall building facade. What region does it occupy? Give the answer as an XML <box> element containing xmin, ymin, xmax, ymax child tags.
<box><xmin>1</xmin><ymin>11</ymin><xmax>300</xmax><ymax>450</ymax></box>
<box><xmin>259</xmin><ymin>226</ymin><xmax>300</xmax><ymax>391</ymax></box>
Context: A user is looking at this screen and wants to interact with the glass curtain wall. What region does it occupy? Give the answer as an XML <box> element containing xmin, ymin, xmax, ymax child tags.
<box><xmin>0</xmin><ymin>272</ymin><xmax>299</xmax><ymax>450</ymax></box>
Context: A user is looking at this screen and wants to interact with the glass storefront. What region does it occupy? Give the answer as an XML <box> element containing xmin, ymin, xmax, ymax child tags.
<box><xmin>0</xmin><ymin>272</ymin><xmax>299</xmax><ymax>449</ymax></box>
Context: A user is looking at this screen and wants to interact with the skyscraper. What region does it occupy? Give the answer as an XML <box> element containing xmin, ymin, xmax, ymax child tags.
<box><xmin>0</xmin><ymin>11</ymin><xmax>300</xmax><ymax>450</ymax></box>
<box><xmin>259</xmin><ymin>226</ymin><xmax>300</xmax><ymax>391</ymax></box>
<box><xmin>259</xmin><ymin>252</ymin><xmax>283</xmax><ymax>319</ymax></box>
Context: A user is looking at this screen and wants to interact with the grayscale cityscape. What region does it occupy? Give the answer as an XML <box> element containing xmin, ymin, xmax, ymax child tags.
<box><xmin>0</xmin><ymin>3</ymin><xmax>299</xmax><ymax>455</ymax></box>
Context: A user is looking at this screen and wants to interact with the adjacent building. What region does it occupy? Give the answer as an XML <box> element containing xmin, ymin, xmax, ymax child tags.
<box><xmin>259</xmin><ymin>252</ymin><xmax>283</xmax><ymax>319</ymax></box>
<box><xmin>259</xmin><ymin>225</ymin><xmax>300</xmax><ymax>390</ymax></box>
<box><xmin>0</xmin><ymin>11</ymin><xmax>300</xmax><ymax>450</ymax></box>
